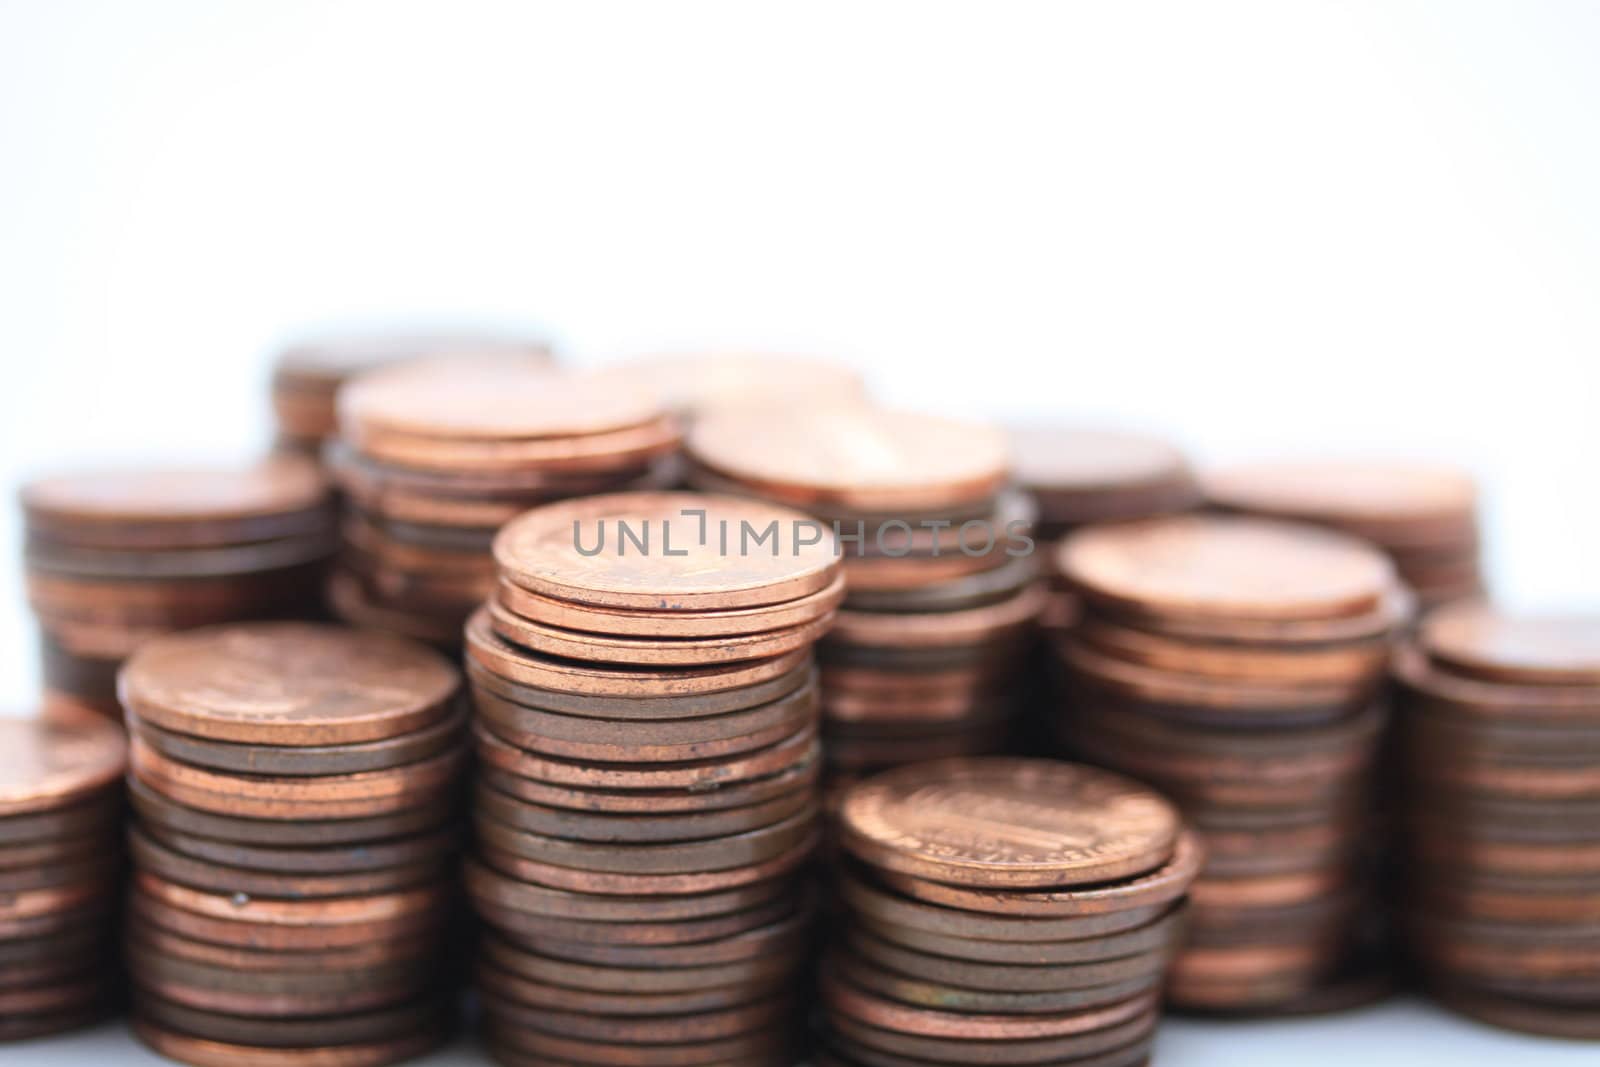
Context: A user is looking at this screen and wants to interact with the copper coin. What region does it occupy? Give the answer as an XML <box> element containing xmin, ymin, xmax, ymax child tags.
<box><xmin>0</xmin><ymin>711</ymin><xmax>125</xmax><ymax>817</ymax></box>
<box><xmin>348</xmin><ymin>413</ymin><xmax>679</xmax><ymax>473</ymax></box>
<box><xmin>476</xmin><ymin>891</ymin><xmax>795</xmax><ymax>949</ymax></box>
<box><xmin>0</xmin><ymin>882</ymin><xmax>110</xmax><ymax>932</ymax></box>
<box><xmin>480</xmin><ymin>933</ymin><xmax>794</xmax><ymax>995</ymax></box>
<box><xmin>27</xmin><ymin>532</ymin><xmax>336</xmax><ymax>582</ymax></box>
<box><xmin>134</xmin><ymin>993</ymin><xmax>447</xmax><ymax>1049</ymax></box>
<box><xmin>485</xmin><ymin>1021</ymin><xmax>793</xmax><ymax>1067</ymax></box>
<box><xmin>129</xmin><ymin>891</ymin><xmax>447</xmax><ymax>954</ymax></box>
<box><xmin>0</xmin><ymin>1004</ymin><xmax>110</xmax><ymax>1042</ymax></box>
<box><xmin>0</xmin><ymin>825</ymin><xmax>110</xmax><ymax>871</ymax></box>
<box><xmin>133</xmin><ymin>870</ymin><xmax>449</xmax><ymax>929</ymax></box>
<box><xmin>120</xmin><ymin>622</ymin><xmax>459</xmax><ymax>745</ymax></box>
<box><xmin>873</xmin><ymin>829</ymin><xmax>1202</xmax><ymax>918</ymax></box>
<box><xmin>842</xmin><ymin>556</ymin><xmax>1040</xmax><ymax>615</ymax></box>
<box><xmin>688</xmin><ymin>408</ymin><xmax>1010</xmax><ymax>512</ymax></box>
<box><xmin>1058</xmin><ymin>515</ymin><xmax>1395</xmax><ymax>623</ymax></box>
<box><xmin>464</xmin><ymin>856</ymin><xmax>790</xmax><ymax>923</ymax></box>
<box><xmin>466</xmin><ymin>654</ymin><xmax>813</xmax><ymax>721</ymax></box>
<box><xmin>827</xmin><ymin>1010</ymin><xmax>1155</xmax><ymax>1066</ymax></box>
<box><xmin>127</xmin><ymin>918</ymin><xmax>438</xmax><ymax>972</ymax></box>
<box><xmin>476</xmin><ymin>828</ymin><xmax>816</xmax><ymax>895</ymax></box>
<box><xmin>497</xmin><ymin>572</ymin><xmax>846</xmax><ymax>638</ymax></box>
<box><xmin>0</xmin><ymin>852</ymin><xmax>118</xmax><ymax>892</ymax></box>
<box><xmin>141</xmin><ymin>821</ymin><xmax>457</xmax><ymax>875</ymax></box>
<box><xmin>832</xmin><ymin>946</ymin><xmax>1160</xmax><ymax>1015</ymax></box>
<box><xmin>606</xmin><ymin>351</ymin><xmax>868</xmax><ymax>417</ymax></box>
<box><xmin>1010</xmin><ymin>425</ymin><xmax>1195</xmax><ymax>500</ymax></box>
<box><xmin>129</xmin><ymin>952</ymin><xmax>432</xmax><ymax>1014</ymax></box>
<box><xmin>511</xmin><ymin>900</ymin><xmax>810</xmax><ymax>968</ymax></box>
<box><xmin>21</xmin><ymin>457</ymin><xmax>330</xmax><ymax>550</ymax></box>
<box><xmin>1394</xmin><ymin>643</ymin><xmax>1600</xmax><ymax>723</ymax></box>
<box><xmin>846</xmin><ymin>926</ymin><xmax>1172</xmax><ymax>994</ymax></box>
<box><xmin>1075</xmin><ymin>618</ymin><xmax>1389</xmax><ymax>685</ymax></box>
<box><xmin>473</xmin><ymin>683</ymin><xmax>815</xmax><ymax>762</ymax></box>
<box><xmin>839</xmin><ymin>758</ymin><xmax>1179</xmax><ymax>889</ymax></box>
<box><xmin>0</xmin><ymin>924</ymin><xmax>105</xmax><ymax>969</ymax></box>
<box><xmin>466</xmin><ymin>608</ymin><xmax>810</xmax><ymax>697</ymax></box>
<box><xmin>495</xmin><ymin>492</ymin><xmax>841</xmax><ymax>611</ymax></box>
<box><xmin>830</xmin><ymin>586</ymin><xmax>1046</xmax><ymax>650</ymax></box>
<box><xmin>0</xmin><ymin>974</ymin><xmax>107</xmax><ymax>1016</ymax></box>
<box><xmin>487</xmin><ymin>597</ymin><xmax>835</xmax><ymax>667</ymax></box>
<box><xmin>482</xmin><ymin>988</ymin><xmax>788</xmax><ymax>1042</ymax></box>
<box><xmin>1204</xmin><ymin>460</ymin><xmax>1477</xmax><ymax>538</ymax></box>
<box><xmin>129</xmin><ymin>827</ymin><xmax>445</xmax><ymax>898</ymax></box>
<box><xmin>478</xmin><ymin>962</ymin><xmax>778</xmax><ymax>1017</ymax></box>
<box><xmin>133</xmin><ymin>1019</ymin><xmax>444</xmax><ymax>1067</ymax></box>
<box><xmin>1422</xmin><ymin>603</ymin><xmax>1600</xmax><ymax>687</ymax></box>
<box><xmin>841</xmin><ymin>551</ymin><xmax>1014</xmax><ymax>593</ymax></box>
<box><xmin>1430</xmin><ymin>984</ymin><xmax>1600</xmax><ymax>1039</ymax></box>
<box><xmin>864</xmin><ymin>906</ymin><xmax>1183</xmax><ymax>966</ymax></box>
<box><xmin>324</xmin><ymin>568</ymin><xmax>467</xmax><ymax>647</ymax></box>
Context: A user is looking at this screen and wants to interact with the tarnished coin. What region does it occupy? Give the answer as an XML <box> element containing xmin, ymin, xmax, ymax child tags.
<box><xmin>828</xmin><ymin>1010</ymin><xmax>1155</xmax><ymax>1066</ymax></box>
<box><xmin>476</xmin><ymin>828</ymin><xmax>816</xmax><ymax>896</ymax></box>
<box><xmin>839</xmin><ymin>758</ymin><xmax>1180</xmax><ymax>888</ymax></box>
<box><xmin>120</xmin><ymin>622</ymin><xmax>459</xmax><ymax>744</ymax></box>
<box><xmin>0</xmin><ymin>711</ymin><xmax>125</xmax><ymax>817</ymax></box>
<box><xmin>480</xmin><ymin>933</ymin><xmax>794</xmax><ymax>995</ymax></box>
<box><xmin>846</xmin><ymin>925</ymin><xmax>1172</xmax><ymax>994</ymax></box>
<box><xmin>832</xmin><ymin>946</ymin><xmax>1160</xmax><ymax>1015</ymax></box>
<box><xmin>1421</xmin><ymin>603</ymin><xmax>1600</xmax><ymax>687</ymax></box>
<box><xmin>135</xmin><ymin>993</ymin><xmax>447</xmax><ymax>1050</ymax></box>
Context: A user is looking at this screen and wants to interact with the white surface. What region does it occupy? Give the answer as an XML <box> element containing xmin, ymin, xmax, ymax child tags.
<box><xmin>1</xmin><ymin>2</ymin><xmax>1597</xmax><ymax>1062</ymax></box>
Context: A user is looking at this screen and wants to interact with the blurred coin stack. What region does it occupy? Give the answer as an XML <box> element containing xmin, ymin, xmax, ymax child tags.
<box><xmin>1051</xmin><ymin>515</ymin><xmax>1405</xmax><ymax>1012</ymax></box>
<box><xmin>269</xmin><ymin>330</ymin><xmax>553</xmax><ymax>458</ymax></box>
<box><xmin>819</xmin><ymin>759</ymin><xmax>1197</xmax><ymax>1067</ymax></box>
<box><xmin>1204</xmin><ymin>460</ymin><xmax>1484</xmax><ymax>612</ymax></box>
<box><xmin>464</xmin><ymin>492</ymin><xmax>838</xmax><ymax>1067</ymax></box>
<box><xmin>609</xmin><ymin>352</ymin><xmax>870</xmax><ymax>423</ymax></box>
<box><xmin>327</xmin><ymin>360</ymin><xmax>680</xmax><ymax>646</ymax></box>
<box><xmin>118</xmin><ymin>623</ymin><xmax>467</xmax><ymax>1067</ymax></box>
<box><xmin>0</xmin><ymin>712</ymin><xmax>126</xmax><ymax>1041</ymax></box>
<box><xmin>1395</xmin><ymin>603</ymin><xmax>1600</xmax><ymax>1039</ymax></box>
<box><xmin>686</xmin><ymin>409</ymin><xmax>1041</xmax><ymax>783</ymax></box>
<box><xmin>21</xmin><ymin>459</ymin><xmax>336</xmax><ymax>718</ymax></box>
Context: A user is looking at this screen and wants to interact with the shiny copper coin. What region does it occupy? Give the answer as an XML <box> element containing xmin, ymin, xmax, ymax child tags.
<box><xmin>842</xmin><ymin>556</ymin><xmax>1040</xmax><ymax>615</ymax></box>
<box><xmin>134</xmin><ymin>993</ymin><xmax>446</xmax><ymax>1050</ymax></box>
<box><xmin>1203</xmin><ymin>459</ymin><xmax>1477</xmax><ymax>541</ymax></box>
<box><xmin>120</xmin><ymin>621</ymin><xmax>459</xmax><ymax>745</ymax></box>
<box><xmin>688</xmin><ymin>407</ymin><xmax>1010</xmax><ymax>512</ymax></box>
<box><xmin>0</xmin><ymin>711</ymin><xmax>125</xmax><ymax>817</ymax></box>
<box><xmin>841</xmin><ymin>550</ymin><xmax>1014</xmax><ymax>593</ymax></box>
<box><xmin>827</xmin><ymin>1010</ymin><xmax>1155</xmax><ymax>1066</ymax></box>
<box><xmin>133</xmin><ymin>870</ymin><xmax>449</xmax><ymax>931</ymax></box>
<box><xmin>26</xmin><ymin>530</ymin><xmax>335</xmax><ymax>583</ymax></box>
<box><xmin>1076</xmin><ymin>618</ymin><xmax>1389</xmax><ymax>685</ymax></box>
<box><xmin>481</xmin><ymin>933</ymin><xmax>793</xmax><ymax>995</ymax></box>
<box><xmin>1422</xmin><ymin>603</ymin><xmax>1600</xmax><ymax>686</ymax></box>
<box><xmin>347</xmin><ymin>413</ymin><xmax>679</xmax><ymax>473</ymax></box>
<box><xmin>324</xmin><ymin>568</ymin><xmax>466</xmax><ymax>647</ymax></box>
<box><xmin>133</xmin><ymin>1019</ymin><xmax>444</xmax><ymax>1067</ymax></box>
<box><xmin>832</xmin><ymin>946</ymin><xmax>1160</xmax><ymax>1015</ymax></box>
<box><xmin>1059</xmin><ymin>515</ymin><xmax>1395</xmax><ymax>623</ymax></box>
<box><xmin>1009</xmin><ymin>425</ymin><xmax>1196</xmax><ymax>507</ymax></box>
<box><xmin>840</xmin><ymin>758</ymin><xmax>1179</xmax><ymax>888</ymax></box>
<box><xmin>497</xmin><ymin>572</ymin><xmax>846</xmax><ymax>637</ymax></box>
<box><xmin>466</xmin><ymin>653</ymin><xmax>812</xmax><ymax>720</ymax></box>
<box><xmin>1394</xmin><ymin>643</ymin><xmax>1600</xmax><ymax>723</ymax></box>
<box><xmin>495</xmin><ymin>492</ymin><xmax>840</xmax><ymax>610</ymax></box>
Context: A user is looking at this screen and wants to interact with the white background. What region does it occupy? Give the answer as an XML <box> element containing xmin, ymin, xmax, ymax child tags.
<box><xmin>1</xmin><ymin>2</ymin><xmax>1596</xmax><ymax>1063</ymax></box>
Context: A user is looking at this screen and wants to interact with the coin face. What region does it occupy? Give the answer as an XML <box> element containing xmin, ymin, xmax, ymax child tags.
<box><xmin>688</xmin><ymin>408</ymin><xmax>1010</xmax><ymax>510</ymax></box>
<box><xmin>839</xmin><ymin>759</ymin><xmax>1180</xmax><ymax>888</ymax></box>
<box><xmin>494</xmin><ymin>492</ymin><xmax>841</xmax><ymax>610</ymax></box>
<box><xmin>1058</xmin><ymin>515</ymin><xmax>1395</xmax><ymax>622</ymax></box>
<box><xmin>1422</xmin><ymin>603</ymin><xmax>1600</xmax><ymax>686</ymax></box>
<box><xmin>0</xmin><ymin>713</ymin><xmax>125</xmax><ymax>817</ymax></box>
<box><xmin>1204</xmin><ymin>459</ymin><xmax>1477</xmax><ymax>524</ymax></box>
<box><xmin>120</xmin><ymin>622</ymin><xmax>460</xmax><ymax>744</ymax></box>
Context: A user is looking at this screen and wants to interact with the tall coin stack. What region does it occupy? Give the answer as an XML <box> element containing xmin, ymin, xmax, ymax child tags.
<box><xmin>465</xmin><ymin>492</ymin><xmax>839</xmax><ymax>1067</ymax></box>
<box><xmin>1204</xmin><ymin>460</ymin><xmax>1484</xmax><ymax>612</ymax></box>
<box><xmin>1395</xmin><ymin>603</ymin><xmax>1600</xmax><ymax>1039</ymax></box>
<box><xmin>328</xmin><ymin>360</ymin><xmax>680</xmax><ymax>646</ymax></box>
<box><xmin>1050</xmin><ymin>515</ymin><xmax>1405</xmax><ymax>1012</ymax></box>
<box><xmin>21</xmin><ymin>459</ymin><xmax>336</xmax><ymax>718</ymax></box>
<box><xmin>819</xmin><ymin>759</ymin><xmax>1199</xmax><ymax>1067</ymax></box>
<box><xmin>0</xmin><ymin>712</ymin><xmax>126</xmax><ymax>1041</ymax></box>
<box><xmin>270</xmin><ymin>330</ymin><xmax>553</xmax><ymax>459</ymax></box>
<box><xmin>118</xmin><ymin>623</ymin><xmax>467</xmax><ymax>1067</ymax></box>
<box><xmin>686</xmin><ymin>409</ymin><xmax>1041</xmax><ymax>782</ymax></box>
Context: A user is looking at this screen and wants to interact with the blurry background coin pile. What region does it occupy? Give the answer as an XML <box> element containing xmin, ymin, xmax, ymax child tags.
<box><xmin>1050</xmin><ymin>515</ymin><xmax>1405</xmax><ymax>1012</ymax></box>
<box><xmin>606</xmin><ymin>352</ymin><xmax>870</xmax><ymax>426</ymax></box>
<box><xmin>1395</xmin><ymin>603</ymin><xmax>1600</xmax><ymax>1039</ymax></box>
<box><xmin>269</xmin><ymin>330</ymin><xmax>554</xmax><ymax>460</ymax></box>
<box><xmin>20</xmin><ymin>459</ymin><xmax>335</xmax><ymax>718</ymax></box>
<box><xmin>118</xmin><ymin>623</ymin><xmax>467</xmax><ymax>1067</ymax></box>
<box><xmin>1204</xmin><ymin>460</ymin><xmax>1485</xmax><ymax>613</ymax></box>
<box><xmin>0</xmin><ymin>711</ymin><xmax>125</xmax><ymax>1041</ymax></box>
<box><xmin>326</xmin><ymin>359</ymin><xmax>680</xmax><ymax>646</ymax></box>
<box><xmin>463</xmin><ymin>492</ymin><xmax>836</xmax><ymax>1067</ymax></box>
<box><xmin>686</xmin><ymin>409</ymin><xmax>1042</xmax><ymax>784</ymax></box>
<box><xmin>819</xmin><ymin>758</ymin><xmax>1198</xmax><ymax>1067</ymax></box>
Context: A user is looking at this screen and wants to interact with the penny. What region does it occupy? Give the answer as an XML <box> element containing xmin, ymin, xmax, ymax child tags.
<box><xmin>830</xmin><ymin>585</ymin><xmax>1046</xmax><ymax>650</ymax></box>
<box><xmin>21</xmin><ymin>457</ymin><xmax>331</xmax><ymax>550</ymax></box>
<box><xmin>349</xmin><ymin>413</ymin><xmax>680</xmax><ymax>473</ymax></box>
<box><xmin>608</xmin><ymin>351</ymin><xmax>868</xmax><ymax>417</ymax></box>
<box><xmin>1394</xmin><ymin>643</ymin><xmax>1600</xmax><ymax>722</ymax></box>
<box><xmin>476</xmin><ymin>894</ymin><xmax>794</xmax><ymax>950</ymax></box>
<box><xmin>688</xmin><ymin>408</ymin><xmax>1010</xmax><ymax>512</ymax></box>
<box><xmin>1076</xmin><ymin>619</ymin><xmax>1389</xmax><ymax>685</ymax></box>
<box><xmin>0</xmin><ymin>974</ymin><xmax>106</xmax><ymax>1016</ymax></box>
<box><xmin>832</xmin><ymin>947</ymin><xmax>1160</xmax><ymax>1015</ymax></box>
<box><xmin>478</xmin><ymin>962</ymin><xmax>778</xmax><ymax>1017</ymax></box>
<box><xmin>466</xmin><ymin>655</ymin><xmax>813</xmax><ymax>722</ymax></box>
<box><xmin>0</xmin><ymin>924</ymin><xmax>104</xmax><ymax>970</ymax></box>
<box><xmin>1010</xmin><ymin>426</ymin><xmax>1197</xmax><ymax>513</ymax></box>
<box><xmin>841</xmin><ymin>550</ymin><xmax>1015</xmax><ymax>593</ymax></box>
<box><xmin>128</xmin><ymin>890</ymin><xmax>448</xmax><ymax>953</ymax></box>
<box><xmin>840</xmin><ymin>870</ymin><xmax>1170</xmax><ymax>941</ymax></box>
<box><xmin>133</xmin><ymin>1019</ymin><xmax>444</xmax><ymax>1067</ymax></box>
<box><xmin>839</xmin><ymin>758</ymin><xmax>1179</xmax><ymax>889</ymax></box>
<box><xmin>143</xmin><ymin>821</ymin><xmax>457</xmax><ymax>876</ymax></box>
<box><xmin>129</xmin><ymin>827</ymin><xmax>446</xmax><ymax>898</ymax></box>
<box><xmin>828</xmin><ymin>1010</ymin><xmax>1155</xmax><ymax>1066</ymax></box>
<box><xmin>480</xmin><ymin>933</ymin><xmax>794</xmax><ymax>995</ymax></box>
<box><xmin>475</xmin><ymin>828</ymin><xmax>816</xmax><ymax>895</ymax></box>
<box><xmin>120</xmin><ymin>622</ymin><xmax>460</xmax><ymax>744</ymax></box>
<box><xmin>126</xmin><ymin>918</ymin><xmax>438</xmax><ymax>972</ymax></box>
<box><xmin>130</xmin><ymin>951</ymin><xmax>432</xmax><ymax>1013</ymax></box>
<box><xmin>27</xmin><ymin>533</ymin><xmax>336</xmax><ymax>582</ymax></box>
<box><xmin>0</xmin><ymin>1004</ymin><xmax>109</xmax><ymax>1042</ymax></box>
<box><xmin>483</xmin><ymin>988</ymin><xmax>789</xmax><ymax>1042</ymax></box>
<box><xmin>134</xmin><ymin>870</ymin><xmax>449</xmax><ymax>928</ymax></box>
<box><xmin>135</xmin><ymin>993</ymin><xmax>446</xmax><ymax>1050</ymax></box>
<box><xmin>485</xmin><ymin>1021</ymin><xmax>793</xmax><ymax>1067</ymax></box>
<box><xmin>863</xmin><ymin>906</ymin><xmax>1183</xmax><ymax>965</ymax></box>
<box><xmin>487</xmin><ymin>597</ymin><xmax>836</xmax><ymax>666</ymax></box>
<box><xmin>1422</xmin><ymin>603</ymin><xmax>1600</xmax><ymax>687</ymax></box>
<box><xmin>1059</xmin><ymin>515</ymin><xmax>1395</xmax><ymax>623</ymax></box>
<box><xmin>841</xmin><ymin>556</ymin><xmax>1040</xmax><ymax>615</ymax></box>
<box><xmin>497</xmin><ymin>572</ymin><xmax>847</xmax><ymax>638</ymax></box>
<box><xmin>511</xmin><ymin>902</ymin><xmax>810</xmax><ymax>968</ymax></box>
<box><xmin>0</xmin><ymin>851</ymin><xmax>118</xmax><ymax>893</ymax></box>
<box><xmin>0</xmin><ymin>711</ymin><xmax>125</xmax><ymax>817</ymax></box>
<box><xmin>847</xmin><ymin>926</ymin><xmax>1173</xmax><ymax>994</ymax></box>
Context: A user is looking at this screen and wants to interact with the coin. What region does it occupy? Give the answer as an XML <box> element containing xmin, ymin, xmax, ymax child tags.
<box><xmin>1422</xmin><ymin>602</ymin><xmax>1600</xmax><ymax>686</ymax></box>
<box><xmin>495</xmin><ymin>572</ymin><xmax>846</xmax><ymax>637</ymax></box>
<box><xmin>827</xmin><ymin>1009</ymin><xmax>1155</xmax><ymax>1066</ymax></box>
<box><xmin>133</xmin><ymin>1019</ymin><xmax>444</xmax><ymax>1067</ymax></box>
<box><xmin>135</xmin><ymin>993</ymin><xmax>447</xmax><ymax>1049</ymax></box>
<box><xmin>831</xmin><ymin>946</ymin><xmax>1160</xmax><ymax>1015</ymax></box>
<box><xmin>606</xmin><ymin>351</ymin><xmax>869</xmax><ymax>419</ymax></box>
<box><xmin>480</xmin><ymin>933</ymin><xmax>794</xmax><ymax>995</ymax></box>
<box><xmin>0</xmin><ymin>712</ymin><xmax>125</xmax><ymax>816</ymax></box>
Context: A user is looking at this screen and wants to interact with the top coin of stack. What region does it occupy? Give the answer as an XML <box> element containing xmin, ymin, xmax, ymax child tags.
<box><xmin>20</xmin><ymin>458</ymin><xmax>336</xmax><ymax>718</ymax></box>
<box><xmin>605</xmin><ymin>352</ymin><xmax>869</xmax><ymax>422</ymax></box>
<box><xmin>686</xmin><ymin>408</ymin><xmax>1043</xmax><ymax>781</ymax></box>
<box><xmin>465</xmin><ymin>492</ymin><xmax>840</xmax><ymax>1067</ymax></box>
<box><xmin>269</xmin><ymin>330</ymin><xmax>553</xmax><ymax>457</ymax></box>
<box><xmin>820</xmin><ymin>758</ymin><xmax>1198</xmax><ymax>1067</ymax></box>
<box><xmin>1051</xmin><ymin>515</ymin><xmax>1406</xmax><ymax>1013</ymax></box>
<box><xmin>1394</xmin><ymin>603</ymin><xmax>1600</xmax><ymax>1040</ymax></box>
<box><xmin>327</xmin><ymin>360</ymin><xmax>681</xmax><ymax>646</ymax></box>
<box><xmin>1203</xmin><ymin>460</ymin><xmax>1484</xmax><ymax>612</ymax></box>
<box><xmin>0</xmin><ymin>709</ymin><xmax>126</xmax><ymax>1042</ymax></box>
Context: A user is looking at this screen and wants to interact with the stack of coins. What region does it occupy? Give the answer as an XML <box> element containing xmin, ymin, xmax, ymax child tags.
<box><xmin>269</xmin><ymin>330</ymin><xmax>553</xmax><ymax>458</ymax></box>
<box><xmin>465</xmin><ymin>492</ymin><xmax>838</xmax><ymax>1067</ymax></box>
<box><xmin>607</xmin><ymin>352</ymin><xmax>869</xmax><ymax>422</ymax></box>
<box><xmin>685</xmin><ymin>409</ymin><xmax>1041</xmax><ymax>781</ymax></box>
<box><xmin>0</xmin><ymin>711</ymin><xmax>125</xmax><ymax>1041</ymax></box>
<box><xmin>21</xmin><ymin>458</ymin><xmax>336</xmax><ymax>718</ymax></box>
<box><xmin>327</xmin><ymin>360</ymin><xmax>679</xmax><ymax>646</ymax></box>
<box><xmin>1204</xmin><ymin>460</ymin><xmax>1484</xmax><ymax>612</ymax></box>
<box><xmin>118</xmin><ymin>623</ymin><xmax>467</xmax><ymax>1067</ymax></box>
<box><xmin>1395</xmin><ymin>603</ymin><xmax>1600</xmax><ymax>1039</ymax></box>
<box><xmin>819</xmin><ymin>759</ymin><xmax>1198</xmax><ymax>1067</ymax></box>
<box><xmin>1050</xmin><ymin>515</ymin><xmax>1405</xmax><ymax>1013</ymax></box>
